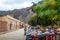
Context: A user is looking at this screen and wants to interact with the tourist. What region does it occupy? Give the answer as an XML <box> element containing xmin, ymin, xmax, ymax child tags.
<box><xmin>26</xmin><ymin>26</ymin><xmax>32</xmax><ymax>40</ymax></box>
<box><xmin>48</xmin><ymin>26</ymin><xmax>51</xmax><ymax>32</ymax></box>
<box><xmin>51</xmin><ymin>27</ymin><xmax>57</xmax><ymax>34</ymax></box>
<box><xmin>30</xmin><ymin>26</ymin><xmax>39</xmax><ymax>40</ymax></box>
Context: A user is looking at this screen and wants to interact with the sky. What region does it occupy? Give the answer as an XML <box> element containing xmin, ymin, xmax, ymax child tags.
<box><xmin>0</xmin><ymin>0</ymin><xmax>41</xmax><ymax>11</ymax></box>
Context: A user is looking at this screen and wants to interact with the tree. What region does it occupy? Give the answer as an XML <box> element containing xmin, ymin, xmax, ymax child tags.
<box><xmin>29</xmin><ymin>0</ymin><xmax>60</xmax><ymax>27</ymax></box>
<box><xmin>28</xmin><ymin>16</ymin><xmax>38</xmax><ymax>26</ymax></box>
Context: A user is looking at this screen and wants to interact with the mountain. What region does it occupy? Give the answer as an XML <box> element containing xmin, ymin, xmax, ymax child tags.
<box><xmin>0</xmin><ymin>7</ymin><xmax>35</xmax><ymax>23</ymax></box>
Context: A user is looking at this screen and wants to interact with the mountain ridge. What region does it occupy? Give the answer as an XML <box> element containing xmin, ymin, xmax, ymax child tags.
<box><xmin>0</xmin><ymin>7</ymin><xmax>35</xmax><ymax>23</ymax></box>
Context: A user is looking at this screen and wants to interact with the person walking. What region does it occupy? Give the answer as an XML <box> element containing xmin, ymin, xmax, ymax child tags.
<box><xmin>24</xmin><ymin>26</ymin><xmax>26</xmax><ymax>35</ymax></box>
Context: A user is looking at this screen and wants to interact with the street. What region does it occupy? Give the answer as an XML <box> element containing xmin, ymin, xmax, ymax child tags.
<box><xmin>0</xmin><ymin>28</ymin><xmax>25</xmax><ymax>40</ymax></box>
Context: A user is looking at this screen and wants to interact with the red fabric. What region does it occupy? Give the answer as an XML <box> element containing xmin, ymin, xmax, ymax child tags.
<box><xmin>32</xmin><ymin>38</ymin><xmax>39</xmax><ymax>40</ymax></box>
<box><xmin>42</xmin><ymin>36</ymin><xmax>46</xmax><ymax>40</ymax></box>
<box><xmin>46</xmin><ymin>36</ymin><xmax>53</xmax><ymax>40</ymax></box>
<box><xmin>49</xmin><ymin>36</ymin><xmax>53</xmax><ymax>40</ymax></box>
<box><xmin>32</xmin><ymin>36</ymin><xmax>39</xmax><ymax>40</ymax></box>
<box><xmin>46</xmin><ymin>36</ymin><xmax>49</xmax><ymax>40</ymax></box>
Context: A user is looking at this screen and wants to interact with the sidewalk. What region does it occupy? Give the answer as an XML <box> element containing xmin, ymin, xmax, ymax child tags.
<box><xmin>0</xmin><ymin>31</ymin><xmax>8</xmax><ymax>35</ymax></box>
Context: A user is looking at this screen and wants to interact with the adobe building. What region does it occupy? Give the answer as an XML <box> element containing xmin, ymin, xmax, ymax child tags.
<box><xmin>0</xmin><ymin>15</ymin><xmax>21</xmax><ymax>32</ymax></box>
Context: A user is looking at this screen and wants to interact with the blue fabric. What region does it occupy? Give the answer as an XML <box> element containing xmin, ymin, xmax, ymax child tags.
<box><xmin>35</xmin><ymin>27</ymin><xmax>39</xmax><ymax>30</ymax></box>
<box><xmin>48</xmin><ymin>28</ymin><xmax>51</xmax><ymax>32</ymax></box>
<box><xmin>26</xmin><ymin>34</ymin><xmax>32</xmax><ymax>38</ymax></box>
<box><xmin>42</xmin><ymin>30</ymin><xmax>44</xmax><ymax>33</ymax></box>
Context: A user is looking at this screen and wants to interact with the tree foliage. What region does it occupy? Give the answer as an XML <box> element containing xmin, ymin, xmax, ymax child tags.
<box><xmin>28</xmin><ymin>0</ymin><xmax>60</xmax><ymax>26</ymax></box>
<box><xmin>28</xmin><ymin>16</ymin><xmax>37</xmax><ymax>26</ymax></box>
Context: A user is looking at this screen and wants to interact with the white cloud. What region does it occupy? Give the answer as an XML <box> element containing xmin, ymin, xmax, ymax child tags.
<box><xmin>0</xmin><ymin>0</ymin><xmax>33</xmax><ymax>11</ymax></box>
<box><xmin>0</xmin><ymin>0</ymin><xmax>5</xmax><ymax>3</ymax></box>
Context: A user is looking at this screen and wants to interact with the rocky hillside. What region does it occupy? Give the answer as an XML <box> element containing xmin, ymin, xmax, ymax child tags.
<box><xmin>0</xmin><ymin>7</ymin><xmax>35</xmax><ymax>23</ymax></box>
